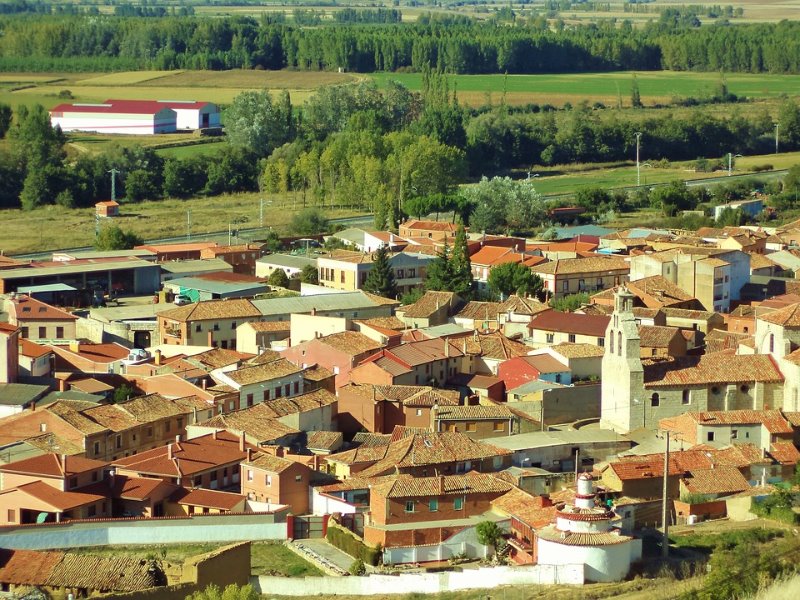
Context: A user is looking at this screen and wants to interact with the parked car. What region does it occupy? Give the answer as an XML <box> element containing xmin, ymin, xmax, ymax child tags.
<box><xmin>174</xmin><ymin>294</ymin><xmax>192</xmax><ymax>306</ymax></box>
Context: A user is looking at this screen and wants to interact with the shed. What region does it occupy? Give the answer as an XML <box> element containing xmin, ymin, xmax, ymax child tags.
<box><xmin>49</xmin><ymin>101</ymin><xmax>176</xmax><ymax>135</ymax></box>
<box><xmin>153</xmin><ymin>100</ymin><xmax>220</xmax><ymax>130</ymax></box>
<box><xmin>95</xmin><ymin>200</ymin><xmax>119</xmax><ymax>218</ymax></box>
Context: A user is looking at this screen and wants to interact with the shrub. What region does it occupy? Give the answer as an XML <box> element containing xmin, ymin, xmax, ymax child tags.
<box><xmin>349</xmin><ymin>559</ymin><xmax>366</xmax><ymax>576</ymax></box>
<box><xmin>326</xmin><ymin>524</ymin><xmax>381</xmax><ymax>566</ymax></box>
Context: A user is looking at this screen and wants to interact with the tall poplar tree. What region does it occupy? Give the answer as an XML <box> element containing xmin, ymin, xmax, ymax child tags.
<box><xmin>450</xmin><ymin>225</ymin><xmax>473</xmax><ymax>298</ymax></box>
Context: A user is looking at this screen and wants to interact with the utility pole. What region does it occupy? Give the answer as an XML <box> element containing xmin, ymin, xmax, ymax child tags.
<box><xmin>186</xmin><ymin>210</ymin><xmax>191</xmax><ymax>241</ymax></box>
<box><xmin>108</xmin><ymin>168</ymin><xmax>120</xmax><ymax>201</ymax></box>
<box><xmin>635</xmin><ymin>132</ymin><xmax>642</xmax><ymax>187</ymax></box>
<box><xmin>727</xmin><ymin>153</ymin><xmax>741</xmax><ymax>176</ymax></box>
<box><xmin>775</xmin><ymin>123</ymin><xmax>780</xmax><ymax>155</ymax></box>
<box><xmin>661</xmin><ymin>432</ymin><xmax>670</xmax><ymax>559</ymax></box>
<box><xmin>260</xmin><ymin>198</ymin><xmax>264</xmax><ymax>229</ymax></box>
<box><xmin>228</xmin><ymin>223</ymin><xmax>232</xmax><ymax>246</ymax></box>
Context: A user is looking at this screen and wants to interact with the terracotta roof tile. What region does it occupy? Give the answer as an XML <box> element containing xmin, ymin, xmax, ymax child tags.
<box><xmin>643</xmin><ymin>353</ymin><xmax>783</xmax><ymax>387</ymax></box>
<box><xmin>371</xmin><ymin>472</ymin><xmax>511</xmax><ymax>498</ymax></box>
<box><xmin>7</xmin><ymin>295</ymin><xmax>77</xmax><ymax>322</ymax></box>
<box><xmin>757</xmin><ymin>302</ymin><xmax>800</xmax><ymax>327</ymax></box>
<box><xmin>0</xmin><ymin>453</ymin><xmax>106</xmax><ymax>477</ymax></box>
<box><xmin>769</xmin><ymin>441</ymin><xmax>800</xmax><ymax>465</ymax></box>
<box><xmin>435</xmin><ymin>404</ymin><xmax>515</xmax><ymax>421</ymax></box>
<box><xmin>528</xmin><ymin>311</ymin><xmax>609</xmax><ymax>337</ymax></box>
<box><xmin>160</xmin><ymin>298</ymin><xmax>261</xmax><ymax>322</ymax></box>
<box><xmin>9</xmin><ymin>480</ymin><xmax>106</xmax><ymax>511</ymax></box>
<box><xmin>638</xmin><ymin>325</ymin><xmax>681</xmax><ymax>348</ymax></box>
<box><xmin>491</xmin><ymin>487</ymin><xmax>557</xmax><ymax>528</ymax></box>
<box><xmin>681</xmin><ymin>467</ymin><xmax>749</xmax><ymax>495</ymax></box>
<box><xmin>317</xmin><ymin>331</ymin><xmax>384</xmax><ymax>356</ymax></box>
<box><xmin>550</xmin><ymin>342</ymin><xmax>605</xmax><ymax>358</ymax></box>
<box><xmin>306</xmin><ymin>430</ymin><xmax>344</xmax><ymax>452</ymax></box>
<box><xmin>399</xmin><ymin>291</ymin><xmax>458</xmax><ymax>319</ymax></box>
<box><xmin>532</xmin><ymin>255</ymin><xmax>629</xmax><ymax>276</ymax></box>
<box><xmin>536</xmin><ymin>526</ymin><xmax>633</xmax><ymax>546</ymax></box>
<box><xmin>226</xmin><ymin>358</ymin><xmax>302</xmax><ymax>385</ymax></box>
<box><xmin>171</xmin><ymin>487</ymin><xmax>245</xmax><ymax>510</ymax></box>
<box><xmin>243</xmin><ymin>452</ymin><xmax>294</xmax><ymax>473</ymax></box>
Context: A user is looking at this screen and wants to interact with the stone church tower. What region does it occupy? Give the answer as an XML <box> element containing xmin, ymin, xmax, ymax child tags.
<box><xmin>600</xmin><ymin>287</ymin><xmax>646</xmax><ymax>433</ymax></box>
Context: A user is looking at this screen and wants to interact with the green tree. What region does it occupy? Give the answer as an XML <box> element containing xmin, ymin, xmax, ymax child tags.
<box><xmin>94</xmin><ymin>225</ymin><xmax>143</xmax><ymax>250</ymax></box>
<box><xmin>268</xmin><ymin>269</ymin><xmax>290</xmax><ymax>288</ymax></box>
<box><xmin>631</xmin><ymin>74</ymin><xmax>642</xmax><ymax>108</ymax></box>
<box><xmin>349</xmin><ymin>559</ymin><xmax>366</xmax><ymax>576</ymax></box>
<box><xmin>450</xmin><ymin>224</ymin><xmax>473</xmax><ymax>298</ymax></box>
<box><xmin>778</xmin><ymin>99</ymin><xmax>800</xmax><ymax>149</ymax></box>
<box><xmin>300</xmin><ymin>263</ymin><xmax>319</xmax><ymax>284</ymax></box>
<box><xmin>0</xmin><ymin>103</ymin><xmax>11</xmax><ymax>139</ymax></box>
<box><xmin>225</xmin><ymin>89</ymin><xmax>293</xmax><ymax>157</ymax></box>
<box><xmin>362</xmin><ymin>245</ymin><xmax>398</xmax><ymax>299</ymax></box>
<box><xmin>551</xmin><ymin>292</ymin><xmax>590</xmax><ymax>312</ymax></box>
<box><xmin>475</xmin><ymin>520</ymin><xmax>503</xmax><ymax>556</ymax></box>
<box><xmin>290</xmin><ymin>208</ymin><xmax>329</xmax><ymax>236</ymax></box>
<box><xmin>185</xmin><ymin>583</ymin><xmax>259</xmax><ymax>600</ymax></box>
<box><xmin>425</xmin><ymin>241</ymin><xmax>454</xmax><ymax>292</ymax></box>
<box><xmin>124</xmin><ymin>169</ymin><xmax>160</xmax><ymax>201</ymax></box>
<box><xmin>465</xmin><ymin>176</ymin><xmax>544</xmax><ymax>234</ymax></box>
<box><xmin>112</xmin><ymin>383</ymin><xmax>136</xmax><ymax>405</ymax></box>
<box><xmin>715</xmin><ymin>207</ymin><xmax>745</xmax><ymax>226</ymax></box>
<box><xmin>487</xmin><ymin>262</ymin><xmax>542</xmax><ymax>299</ymax></box>
<box><xmin>19</xmin><ymin>167</ymin><xmax>51</xmax><ymax>211</ymax></box>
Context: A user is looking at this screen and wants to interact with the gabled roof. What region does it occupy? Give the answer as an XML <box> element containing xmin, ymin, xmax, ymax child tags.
<box><xmin>638</xmin><ymin>325</ymin><xmax>681</xmax><ymax>348</ymax></box>
<box><xmin>159</xmin><ymin>298</ymin><xmax>261</xmax><ymax>322</ymax></box>
<box><xmin>757</xmin><ymin>302</ymin><xmax>800</xmax><ymax>327</ymax></box>
<box><xmin>501</xmin><ymin>295</ymin><xmax>550</xmax><ymax>316</ymax></box>
<box><xmin>171</xmin><ymin>487</ymin><xmax>245</xmax><ymax>510</ymax></box>
<box><xmin>464</xmin><ymin>331</ymin><xmax>531</xmax><ymax>361</ymax></box>
<box><xmin>314</xmin><ymin>331</ymin><xmax>384</xmax><ymax>356</ymax></box>
<box><xmin>401</xmin><ymin>220</ymin><xmax>458</xmax><ymax>232</ymax></box>
<box><xmin>242</xmin><ymin>452</ymin><xmax>295</xmax><ymax>473</ymax></box>
<box><xmin>528</xmin><ymin>311</ymin><xmax>609</xmax><ymax>337</ymax></box>
<box><xmin>663</xmin><ymin>410</ymin><xmax>793</xmax><ymax>434</ymax></box>
<box><xmin>491</xmin><ymin>487</ymin><xmax>557</xmax><ymax>529</ymax></box>
<box><xmin>198</xmin><ymin>408</ymin><xmax>300</xmax><ymax>443</ymax></box>
<box><xmin>681</xmin><ymin>467</ymin><xmax>749</xmax><ymax>495</ymax></box>
<box><xmin>549</xmin><ymin>342</ymin><xmax>605</xmax><ymax>359</ymax></box>
<box><xmin>371</xmin><ymin>472</ymin><xmax>511</xmax><ymax>499</ymax></box>
<box><xmin>4</xmin><ymin>480</ymin><xmax>105</xmax><ymax>511</ymax></box>
<box><xmin>531</xmin><ymin>255</ymin><xmax>629</xmax><ymax>276</ymax></box>
<box><xmin>435</xmin><ymin>404</ymin><xmax>515</xmax><ymax>421</ymax></box>
<box><xmin>0</xmin><ymin>453</ymin><xmax>106</xmax><ymax>478</ymax></box>
<box><xmin>643</xmin><ymin>352</ymin><xmax>784</xmax><ymax>387</ymax></box>
<box><xmin>455</xmin><ymin>301</ymin><xmax>506</xmax><ymax>321</ymax></box>
<box><xmin>225</xmin><ymin>358</ymin><xmax>302</xmax><ymax>385</ymax></box>
<box><xmin>398</xmin><ymin>291</ymin><xmax>459</xmax><ymax>319</ymax></box>
<box><xmin>6</xmin><ymin>294</ymin><xmax>77</xmax><ymax>322</ymax></box>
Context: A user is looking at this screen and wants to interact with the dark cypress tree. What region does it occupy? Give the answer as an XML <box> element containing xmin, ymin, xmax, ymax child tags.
<box><xmin>425</xmin><ymin>240</ymin><xmax>454</xmax><ymax>292</ymax></box>
<box><xmin>363</xmin><ymin>245</ymin><xmax>398</xmax><ymax>299</ymax></box>
<box><xmin>450</xmin><ymin>225</ymin><xmax>473</xmax><ymax>298</ymax></box>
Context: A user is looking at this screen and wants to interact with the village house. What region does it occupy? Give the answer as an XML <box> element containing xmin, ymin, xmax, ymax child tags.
<box><xmin>158</xmin><ymin>298</ymin><xmax>262</xmax><ymax>349</ymax></box>
<box><xmin>4</xmin><ymin>294</ymin><xmax>78</xmax><ymax>341</ymax></box>
<box><xmin>497</xmin><ymin>354</ymin><xmax>572</xmax><ymax>389</ymax></box>
<box><xmin>0</xmin><ymin>453</ymin><xmax>109</xmax><ymax>524</ymax></box>
<box><xmin>316</xmin><ymin>249</ymin><xmax>431</xmax><ymax>296</ymax></box>
<box><xmin>526</xmin><ymin>310</ymin><xmax>609</xmax><ymax>348</ymax></box>
<box><xmin>255</xmin><ymin>254</ymin><xmax>317</xmax><ymax>280</ymax></box>
<box><xmin>398</xmin><ymin>220</ymin><xmax>459</xmax><ymax>242</ymax></box>
<box><xmin>363</xmin><ymin>472</ymin><xmax>512</xmax><ymax>549</ymax></box>
<box><xmin>531</xmin><ymin>256</ymin><xmax>630</xmax><ymax>300</ymax></box>
<box><xmin>469</xmin><ymin>246</ymin><xmax>546</xmax><ymax>289</ymax></box>
<box><xmin>526</xmin><ymin>342</ymin><xmax>604</xmax><ymax>380</ymax></box>
<box><xmin>659</xmin><ymin>409</ymin><xmax>796</xmax><ymax>451</ymax></box>
<box><xmin>590</xmin><ymin>275</ymin><xmax>702</xmax><ymax>311</ymax></box>
<box><xmin>281</xmin><ymin>330</ymin><xmax>384</xmax><ymax>388</ymax></box>
<box><xmin>432</xmin><ymin>404</ymin><xmax>518</xmax><ymax>439</ymax></box>
<box><xmin>240</xmin><ymin>448</ymin><xmax>314</xmax><ymax>513</ymax></box>
<box><xmin>199</xmin><ymin>243</ymin><xmax>265</xmax><ymax>275</ymax></box>
<box><xmin>395</xmin><ymin>291</ymin><xmax>463</xmax><ymax>329</ymax></box>
<box><xmin>112</xmin><ymin>430</ymin><xmax>254</xmax><ymax>490</ymax></box>
<box><xmin>336</xmin><ymin>383</ymin><xmax>460</xmax><ymax>435</ymax></box>
<box><xmin>210</xmin><ymin>358</ymin><xmax>306</xmax><ymax>411</ymax></box>
<box><xmin>235</xmin><ymin>321</ymin><xmax>291</xmax><ymax>354</ymax></box>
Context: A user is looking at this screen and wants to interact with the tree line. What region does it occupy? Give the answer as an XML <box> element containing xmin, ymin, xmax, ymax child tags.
<box><xmin>3</xmin><ymin>13</ymin><xmax>800</xmax><ymax>73</ymax></box>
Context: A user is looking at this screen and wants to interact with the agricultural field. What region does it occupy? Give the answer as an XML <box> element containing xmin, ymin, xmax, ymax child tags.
<box><xmin>371</xmin><ymin>70</ymin><xmax>800</xmax><ymax>107</ymax></box>
<box><xmin>0</xmin><ymin>192</ymin><xmax>363</xmax><ymax>256</ymax></box>
<box><xmin>0</xmin><ymin>69</ymin><xmax>358</xmax><ymax>114</ymax></box>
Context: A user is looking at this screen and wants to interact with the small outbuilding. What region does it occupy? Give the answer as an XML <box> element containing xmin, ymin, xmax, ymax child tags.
<box><xmin>95</xmin><ymin>200</ymin><xmax>119</xmax><ymax>218</ymax></box>
<box><xmin>152</xmin><ymin>100</ymin><xmax>221</xmax><ymax>130</ymax></box>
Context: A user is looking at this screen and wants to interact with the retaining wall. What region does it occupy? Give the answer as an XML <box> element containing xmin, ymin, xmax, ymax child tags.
<box><xmin>251</xmin><ymin>564</ymin><xmax>583</xmax><ymax>595</ymax></box>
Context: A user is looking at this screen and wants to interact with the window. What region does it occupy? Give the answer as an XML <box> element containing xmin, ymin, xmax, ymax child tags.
<box><xmin>88</xmin><ymin>505</ymin><xmax>96</xmax><ymax>517</ymax></box>
<box><xmin>295</xmin><ymin>475</ymin><xmax>302</xmax><ymax>482</ymax></box>
<box><xmin>405</xmin><ymin>501</ymin><xmax>415</xmax><ymax>513</ymax></box>
<box><xmin>213</xmin><ymin>324</ymin><xmax>220</xmax><ymax>331</ymax></box>
<box><xmin>731</xmin><ymin>429</ymin><xmax>738</xmax><ymax>440</ymax></box>
<box><xmin>177</xmin><ymin>418</ymin><xmax>183</xmax><ymax>429</ymax></box>
<box><xmin>610</xmin><ymin>331</ymin><xmax>614</xmax><ymax>354</ymax></box>
<box><xmin>247</xmin><ymin>394</ymin><xmax>254</xmax><ymax>407</ymax></box>
<box><xmin>221</xmin><ymin>340</ymin><xmax>228</xmax><ymax>349</ymax></box>
<box><xmin>711</xmin><ymin>386</ymin><xmax>720</xmax><ymax>395</ymax></box>
<box><xmin>578</xmin><ymin>279</ymin><xmax>585</xmax><ymax>291</ymax></box>
<box><xmin>466</xmin><ymin>422</ymin><xmax>477</xmax><ymax>432</ymax></box>
<box><xmin>93</xmin><ymin>441</ymin><xmax>100</xmax><ymax>455</ymax></box>
<box><xmin>493</xmin><ymin>421</ymin><xmax>505</xmax><ymax>432</ymax></box>
<box><xmin>682</xmin><ymin>390</ymin><xmax>690</xmax><ymax>405</ymax></box>
<box><xmin>263</xmin><ymin>390</ymin><xmax>270</xmax><ymax>401</ymax></box>
<box><xmin>20</xmin><ymin>327</ymin><xmax>28</xmax><ymax>338</ymax></box>
<box><xmin>598</xmin><ymin>338</ymin><xmax>604</xmax><ymax>347</ymax></box>
<box><xmin>740</xmin><ymin>384</ymin><xmax>750</xmax><ymax>394</ymax></box>
<box><xmin>769</xmin><ymin>333</ymin><xmax>775</xmax><ymax>353</ymax></box>
<box><xmin>147</xmin><ymin>427</ymin><xmax>153</xmax><ymax>437</ymax></box>
<box><xmin>38</xmin><ymin>326</ymin><xmax>46</xmax><ymax>338</ymax></box>
<box><xmin>275</xmin><ymin>386</ymin><xmax>282</xmax><ymax>398</ymax></box>
<box><xmin>116</xmin><ymin>435</ymin><xmax>122</xmax><ymax>449</ymax></box>
<box><xmin>568</xmin><ymin>334</ymin><xmax>576</xmax><ymax>343</ymax></box>
<box><xmin>56</xmin><ymin>326</ymin><xmax>64</xmax><ymax>339</ymax></box>
<box><xmin>408</xmin><ymin>268</ymin><xmax>416</xmax><ymax>278</ymax></box>
<box><xmin>650</xmin><ymin>393</ymin><xmax>660</xmax><ymax>407</ymax></box>
<box><xmin>454</xmin><ymin>497</ymin><xmax>464</xmax><ymax>510</ymax></box>
<box><xmin>266</xmin><ymin>475</ymin><xmax>272</xmax><ymax>486</ymax></box>
<box><xmin>69</xmin><ymin>477</ymin><xmax>78</xmax><ymax>489</ymax></box>
<box><xmin>247</xmin><ymin>469</ymin><xmax>254</xmax><ymax>481</ymax></box>
<box><xmin>429</xmin><ymin>499</ymin><xmax>439</xmax><ymax>512</ymax></box>
<box><xmin>165</xmin><ymin>420</ymin><xmax>171</xmax><ymax>432</ymax></box>
<box><xmin>231</xmin><ymin>322</ymin><xmax>237</xmax><ymax>329</ymax></box>
<box><xmin>340</xmin><ymin>271</ymin><xmax>345</xmax><ymax>284</ymax></box>
<box><xmin>196</xmin><ymin>324</ymin><xmax>202</xmax><ymax>333</ymax></box>
<box><xmin>546</xmin><ymin>333</ymin><xmax>554</xmax><ymax>344</ymax></box>
<box><xmin>293</xmin><ymin>381</ymin><xmax>299</xmax><ymax>394</ymax></box>
<box><xmin>396</xmin><ymin>269</ymin><xmax>405</xmax><ymax>279</ymax></box>
<box><xmin>416</xmin><ymin>409</ymin><xmax>423</xmax><ymax>417</ymax></box>
<box><xmin>561</xmin><ymin>280</ymin><xmax>569</xmax><ymax>292</ymax></box>
<box><xmin>285</xmin><ymin>384</ymin><xmax>291</xmax><ymax>396</ymax></box>
<box><xmin>7</xmin><ymin>509</ymin><xmax>15</xmax><ymax>522</ymax></box>
<box><xmin>39</xmin><ymin>423</ymin><xmax>46</xmax><ymax>433</ymax></box>
<box><xmin>707</xmin><ymin>431</ymin><xmax>715</xmax><ymax>442</ymax></box>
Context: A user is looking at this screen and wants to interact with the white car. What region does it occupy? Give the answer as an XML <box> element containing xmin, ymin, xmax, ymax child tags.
<box><xmin>122</xmin><ymin>349</ymin><xmax>151</xmax><ymax>365</ymax></box>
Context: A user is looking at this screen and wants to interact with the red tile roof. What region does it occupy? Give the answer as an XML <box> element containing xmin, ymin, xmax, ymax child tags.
<box><xmin>51</xmin><ymin>100</ymin><xmax>174</xmax><ymax>115</ymax></box>
<box><xmin>681</xmin><ymin>467</ymin><xmax>749</xmax><ymax>495</ymax></box>
<box><xmin>643</xmin><ymin>352</ymin><xmax>784</xmax><ymax>387</ymax></box>
<box><xmin>0</xmin><ymin>453</ymin><xmax>106</xmax><ymax>478</ymax></box>
<box><xmin>171</xmin><ymin>487</ymin><xmax>245</xmax><ymax>510</ymax></box>
<box><xmin>528</xmin><ymin>311</ymin><xmax>609</xmax><ymax>337</ymax></box>
<box><xmin>9</xmin><ymin>480</ymin><xmax>106</xmax><ymax>511</ymax></box>
<box><xmin>7</xmin><ymin>295</ymin><xmax>77</xmax><ymax>322</ymax></box>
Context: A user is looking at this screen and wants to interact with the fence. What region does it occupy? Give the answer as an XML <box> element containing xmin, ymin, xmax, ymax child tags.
<box><xmin>0</xmin><ymin>513</ymin><xmax>288</xmax><ymax>550</ymax></box>
<box><xmin>251</xmin><ymin>564</ymin><xmax>584</xmax><ymax>595</ymax></box>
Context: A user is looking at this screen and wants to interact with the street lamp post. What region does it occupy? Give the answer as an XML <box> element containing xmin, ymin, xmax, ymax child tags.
<box><xmin>727</xmin><ymin>153</ymin><xmax>743</xmax><ymax>177</ymax></box>
<box><xmin>775</xmin><ymin>123</ymin><xmax>780</xmax><ymax>155</ymax></box>
<box><xmin>634</xmin><ymin>132</ymin><xmax>643</xmax><ymax>187</ymax></box>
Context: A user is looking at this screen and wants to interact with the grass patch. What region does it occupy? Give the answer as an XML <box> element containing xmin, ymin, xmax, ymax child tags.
<box><xmin>371</xmin><ymin>70</ymin><xmax>800</xmax><ymax>107</ymax></box>
<box><xmin>251</xmin><ymin>542</ymin><xmax>323</xmax><ymax>577</ymax></box>
<box><xmin>71</xmin><ymin>543</ymin><xmax>221</xmax><ymax>564</ymax></box>
<box><xmin>671</xmin><ymin>526</ymin><xmax>784</xmax><ymax>554</ymax></box>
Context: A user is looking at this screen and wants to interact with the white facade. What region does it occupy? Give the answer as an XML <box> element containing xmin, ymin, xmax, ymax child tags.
<box><xmin>157</xmin><ymin>101</ymin><xmax>221</xmax><ymax>130</ymax></box>
<box><xmin>50</xmin><ymin>105</ymin><xmax>176</xmax><ymax>135</ymax></box>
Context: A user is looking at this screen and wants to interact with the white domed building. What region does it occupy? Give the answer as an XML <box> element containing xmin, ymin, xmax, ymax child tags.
<box><xmin>536</xmin><ymin>473</ymin><xmax>642</xmax><ymax>582</ymax></box>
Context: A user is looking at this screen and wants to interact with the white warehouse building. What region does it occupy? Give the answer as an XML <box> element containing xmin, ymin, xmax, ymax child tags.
<box><xmin>152</xmin><ymin>100</ymin><xmax>221</xmax><ymax>130</ymax></box>
<box><xmin>49</xmin><ymin>101</ymin><xmax>177</xmax><ymax>135</ymax></box>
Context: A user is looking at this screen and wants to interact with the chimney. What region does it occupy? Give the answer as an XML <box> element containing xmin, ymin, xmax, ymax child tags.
<box><xmin>239</xmin><ymin>432</ymin><xmax>246</xmax><ymax>451</ymax></box>
<box><xmin>212</xmin><ymin>429</ymin><xmax>218</xmax><ymax>440</ymax></box>
<box><xmin>168</xmin><ymin>443</ymin><xmax>173</xmax><ymax>460</ymax></box>
<box><xmin>59</xmin><ymin>378</ymin><xmax>67</xmax><ymax>392</ymax></box>
<box><xmin>541</xmin><ymin>494</ymin><xmax>553</xmax><ymax>508</ymax></box>
<box><xmin>311</xmin><ymin>307</ymin><xmax>316</xmax><ymax>316</ymax></box>
<box><xmin>59</xmin><ymin>454</ymin><xmax>66</xmax><ymax>475</ymax></box>
<box><xmin>175</xmin><ymin>434</ymin><xmax>182</xmax><ymax>446</ymax></box>
<box><xmin>246</xmin><ymin>447</ymin><xmax>254</xmax><ymax>462</ymax></box>
<box><xmin>445</xmin><ymin>341</ymin><xmax>450</xmax><ymax>358</ymax></box>
<box><xmin>439</xmin><ymin>475</ymin><xmax>445</xmax><ymax>495</ymax></box>
<box><xmin>313</xmin><ymin>454</ymin><xmax>320</xmax><ymax>471</ymax></box>
<box><xmin>31</xmin><ymin>401</ymin><xmax>36</xmax><ymax>412</ymax></box>
<box><xmin>154</xmin><ymin>349</ymin><xmax>162</xmax><ymax>366</ymax></box>
<box><xmin>277</xmin><ymin>446</ymin><xmax>286</xmax><ymax>458</ymax></box>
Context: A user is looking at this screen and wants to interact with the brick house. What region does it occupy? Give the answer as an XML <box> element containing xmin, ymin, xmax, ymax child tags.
<box><xmin>363</xmin><ymin>472</ymin><xmax>511</xmax><ymax>548</ymax></box>
<box><xmin>432</xmin><ymin>404</ymin><xmax>517</xmax><ymax>440</ymax></box>
<box><xmin>336</xmin><ymin>383</ymin><xmax>460</xmax><ymax>434</ymax></box>
<box><xmin>211</xmin><ymin>358</ymin><xmax>305</xmax><ymax>411</ymax></box>
<box><xmin>637</xmin><ymin>325</ymin><xmax>687</xmax><ymax>358</ymax></box>
<box><xmin>527</xmin><ymin>311</ymin><xmax>609</xmax><ymax>347</ymax></box>
<box><xmin>112</xmin><ymin>430</ymin><xmax>255</xmax><ymax>490</ymax></box>
<box><xmin>0</xmin><ymin>454</ymin><xmax>109</xmax><ymax>524</ymax></box>
<box><xmin>398</xmin><ymin>220</ymin><xmax>458</xmax><ymax>241</ymax></box>
<box><xmin>240</xmin><ymin>448</ymin><xmax>313</xmax><ymax>514</ymax></box>
<box><xmin>281</xmin><ymin>331</ymin><xmax>384</xmax><ymax>388</ymax></box>
<box><xmin>531</xmin><ymin>256</ymin><xmax>630</xmax><ymax>300</ymax></box>
<box><xmin>199</xmin><ymin>244</ymin><xmax>265</xmax><ymax>275</ymax></box>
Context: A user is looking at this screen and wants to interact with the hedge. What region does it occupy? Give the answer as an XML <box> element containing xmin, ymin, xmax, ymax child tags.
<box><xmin>326</xmin><ymin>523</ymin><xmax>381</xmax><ymax>566</ymax></box>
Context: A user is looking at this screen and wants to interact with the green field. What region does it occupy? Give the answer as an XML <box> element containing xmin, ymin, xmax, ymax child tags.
<box><xmin>371</xmin><ymin>70</ymin><xmax>800</xmax><ymax>106</ymax></box>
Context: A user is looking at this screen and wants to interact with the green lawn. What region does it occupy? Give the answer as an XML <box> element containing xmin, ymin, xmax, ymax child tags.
<box><xmin>371</xmin><ymin>70</ymin><xmax>800</xmax><ymax>103</ymax></box>
<box><xmin>156</xmin><ymin>141</ymin><xmax>226</xmax><ymax>159</ymax></box>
